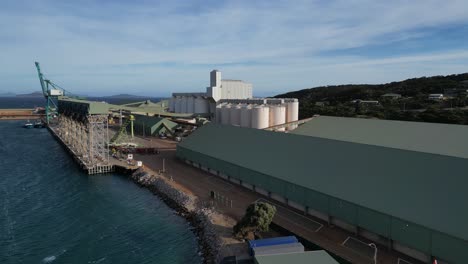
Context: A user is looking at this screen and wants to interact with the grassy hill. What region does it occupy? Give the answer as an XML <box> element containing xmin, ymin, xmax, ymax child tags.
<box><xmin>275</xmin><ymin>73</ymin><xmax>468</xmax><ymax>125</ymax></box>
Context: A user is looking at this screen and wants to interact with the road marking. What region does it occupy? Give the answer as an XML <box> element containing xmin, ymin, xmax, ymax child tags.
<box><xmin>255</xmin><ymin>198</ymin><xmax>323</xmax><ymax>232</ymax></box>
<box><xmin>398</xmin><ymin>258</ymin><xmax>415</xmax><ymax>264</ymax></box>
<box><xmin>342</xmin><ymin>236</ymin><xmax>375</xmax><ymax>259</ymax></box>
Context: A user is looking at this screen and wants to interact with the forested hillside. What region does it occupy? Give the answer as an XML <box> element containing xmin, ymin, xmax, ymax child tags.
<box><xmin>275</xmin><ymin>73</ymin><xmax>468</xmax><ymax>125</ymax></box>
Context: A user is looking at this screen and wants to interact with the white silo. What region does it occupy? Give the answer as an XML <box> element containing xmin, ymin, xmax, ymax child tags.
<box><xmin>194</xmin><ymin>96</ymin><xmax>209</xmax><ymax>114</ymax></box>
<box><xmin>180</xmin><ymin>97</ymin><xmax>188</xmax><ymax>113</ymax></box>
<box><xmin>240</xmin><ymin>104</ymin><xmax>253</xmax><ymax>128</ymax></box>
<box><xmin>269</xmin><ymin>105</ymin><xmax>286</xmax><ymax>131</ymax></box>
<box><xmin>252</xmin><ymin>105</ymin><xmax>269</xmax><ymax>129</ymax></box>
<box><xmin>221</xmin><ymin>104</ymin><xmax>231</xmax><ymax>125</ymax></box>
<box><xmin>215</xmin><ymin>104</ymin><xmax>224</xmax><ymax>123</ymax></box>
<box><xmin>187</xmin><ymin>96</ymin><xmax>195</xmax><ymax>113</ymax></box>
<box><xmin>174</xmin><ymin>97</ymin><xmax>182</xmax><ymax>113</ymax></box>
<box><xmin>230</xmin><ymin>104</ymin><xmax>242</xmax><ymax>126</ymax></box>
<box><xmin>171</xmin><ymin>97</ymin><xmax>176</xmax><ymax>112</ymax></box>
<box><xmin>168</xmin><ymin>97</ymin><xmax>174</xmax><ymax>112</ymax></box>
<box><xmin>286</xmin><ymin>100</ymin><xmax>299</xmax><ymax>130</ymax></box>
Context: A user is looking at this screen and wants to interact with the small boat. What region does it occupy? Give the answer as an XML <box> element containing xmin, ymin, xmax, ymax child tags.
<box><xmin>24</xmin><ymin>121</ymin><xmax>34</xmax><ymax>128</ymax></box>
<box><xmin>34</xmin><ymin>120</ymin><xmax>44</xmax><ymax>128</ymax></box>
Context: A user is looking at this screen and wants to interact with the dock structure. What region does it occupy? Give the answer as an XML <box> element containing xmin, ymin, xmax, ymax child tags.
<box><xmin>53</xmin><ymin>97</ymin><xmax>113</xmax><ymax>175</ymax></box>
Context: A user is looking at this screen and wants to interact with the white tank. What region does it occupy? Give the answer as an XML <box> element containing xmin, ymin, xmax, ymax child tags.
<box><xmin>221</xmin><ymin>104</ymin><xmax>231</xmax><ymax>125</ymax></box>
<box><xmin>269</xmin><ymin>105</ymin><xmax>286</xmax><ymax>131</ymax></box>
<box><xmin>230</xmin><ymin>104</ymin><xmax>242</xmax><ymax>126</ymax></box>
<box><xmin>186</xmin><ymin>96</ymin><xmax>195</xmax><ymax>113</ymax></box>
<box><xmin>286</xmin><ymin>100</ymin><xmax>299</xmax><ymax>130</ymax></box>
<box><xmin>194</xmin><ymin>97</ymin><xmax>208</xmax><ymax>114</ymax></box>
<box><xmin>180</xmin><ymin>97</ymin><xmax>187</xmax><ymax>113</ymax></box>
<box><xmin>215</xmin><ymin>104</ymin><xmax>224</xmax><ymax>123</ymax></box>
<box><xmin>252</xmin><ymin>105</ymin><xmax>269</xmax><ymax>129</ymax></box>
<box><xmin>174</xmin><ymin>97</ymin><xmax>182</xmax><ymax>113</ymax></box>
<box><xmin>240</xmin><ymin>104</ymin><xmax>253</xmax><ymax>128</ymax></box>
<box><xmin>168</xmin><ymin>97</ymin><xmax>173</xmax><ymax>112</ymax></box>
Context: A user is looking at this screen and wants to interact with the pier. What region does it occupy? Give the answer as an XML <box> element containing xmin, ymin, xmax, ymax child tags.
<box><xmin>47</xmin><ymin>98</ymin><xmax>137</xmax><ymax>175</ymax></box>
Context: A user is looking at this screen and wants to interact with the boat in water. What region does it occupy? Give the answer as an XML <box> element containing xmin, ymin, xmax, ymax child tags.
<box><xmin>24</xmin><ymin>121</ymin><xmax>34</xmax><ymax>129</ymax></box>
<box><xmin>34</xmin><ymin>120</ymin><xmax>45</xmax><ymax>128</ymax></box>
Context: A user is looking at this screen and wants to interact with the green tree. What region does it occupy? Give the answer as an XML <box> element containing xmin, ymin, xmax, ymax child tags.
<box><xmin>233</xmin><ymin>202</ymin><xmax>277</xmax><ymax>239</ymax></box>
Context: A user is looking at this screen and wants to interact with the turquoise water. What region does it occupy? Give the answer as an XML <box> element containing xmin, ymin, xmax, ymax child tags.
<box><xmin>0</xmin><ymin>121</ymin><xmax>202</xmax><ymax>263</ymax></box>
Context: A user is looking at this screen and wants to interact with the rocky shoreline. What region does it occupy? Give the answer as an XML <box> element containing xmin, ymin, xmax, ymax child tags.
<box><xmin>130</xmin><ymin>168</ymin><xmax>223</xmax><ymax>264</ymax></box>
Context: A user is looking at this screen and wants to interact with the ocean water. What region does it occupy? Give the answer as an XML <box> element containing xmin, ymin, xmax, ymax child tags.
<box><xmin>0</xmin><ymin>120</ymin><xmax>202</xmax><ymax>264</ymax></box>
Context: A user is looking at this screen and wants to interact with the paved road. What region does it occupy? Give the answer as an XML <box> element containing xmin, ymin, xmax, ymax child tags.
<box><xmin>135</xmin><ymin>145</ymin><xmax>423</xmax><ymax>264</ymax></box>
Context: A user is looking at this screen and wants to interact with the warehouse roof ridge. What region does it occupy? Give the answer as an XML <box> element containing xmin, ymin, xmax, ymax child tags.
<box><xmin>291</xmin><ymin>115</ymin><xmax>468</xmax><ymax>159</ymax></box>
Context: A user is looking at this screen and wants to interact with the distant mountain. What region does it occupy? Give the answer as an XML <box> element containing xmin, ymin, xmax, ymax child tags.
<box><xmin>0</xmin><ymin>92</ymin><xmax>16</xmax><ymax>97</ymax></box>
<box><xmin>16</xmin><ymin>91</ymin><xmax>44</xmax><ymax>97</ymax></box>
<box><xmin>105</xmin><ymin>94</ymin><xmax>147</xmax><ymax>99</ymax></box>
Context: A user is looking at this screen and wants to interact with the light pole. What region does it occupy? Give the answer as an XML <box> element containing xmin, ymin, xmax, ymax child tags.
<box><xmin>368</xmin><ymin>243</ymin><xmax>377</xmax><ymax>264</ymax></box>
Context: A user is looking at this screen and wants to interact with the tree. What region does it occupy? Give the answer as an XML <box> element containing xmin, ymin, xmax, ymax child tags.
<box><xmin>233</xmin><ymin>202</ymin><xmax>277</xmax><ymax>239</ymax></box>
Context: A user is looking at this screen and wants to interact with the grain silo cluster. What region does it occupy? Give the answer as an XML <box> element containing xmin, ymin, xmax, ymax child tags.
<box><xmin>168</xmin><ymin>69</ymin><xmax>299</xmax><ymax>130</ymax></box>
<box><xmin>169</xmin><ymin>93</ymin><xmax>210</xmax><ymax>114</ymax></box>
<box><xmin>215</xmin><ymin>98</ymin><xmax>299</xmax><ymax>130</ymax></box>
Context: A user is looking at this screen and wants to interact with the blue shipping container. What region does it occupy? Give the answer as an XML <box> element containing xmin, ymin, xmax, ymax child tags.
<box><xmin>248</xmin><ymin>236</ymin><xmax>298</xmax><ymax>249</ymax></box>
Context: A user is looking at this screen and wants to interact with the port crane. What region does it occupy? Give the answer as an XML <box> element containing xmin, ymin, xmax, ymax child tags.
<box><xmin>34</xmin><ymin>62</ymin><xmax>69</xmax><ymax>124</ymax></box>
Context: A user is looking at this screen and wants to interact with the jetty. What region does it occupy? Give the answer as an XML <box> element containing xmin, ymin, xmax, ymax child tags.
<box><xmin>46</xmin><ymin>98</ymin><xmax>137</xmax><ymax>175</ymax></box>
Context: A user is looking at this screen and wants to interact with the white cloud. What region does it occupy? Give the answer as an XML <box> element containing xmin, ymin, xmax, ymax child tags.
<box><xmin>0</xmin><ymin>0</ymin><xmax>467</xmax><ymax>95</ymax></box>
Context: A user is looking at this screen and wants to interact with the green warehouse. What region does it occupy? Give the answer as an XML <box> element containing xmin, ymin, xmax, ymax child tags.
<box><xmin>176</xmin><ymin>116</ymin><xmax>468</xmax><ymax>264</ymax></box>
<box><xmin>131</xmin><ymin>115</ymin><xmax>177</xmax><ymax>137</ymax></box>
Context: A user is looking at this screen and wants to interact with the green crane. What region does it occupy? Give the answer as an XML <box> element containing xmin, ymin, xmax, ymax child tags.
<box><xmin>34</xmin><ymin>62</ymin><xmax>66</xmax><ymax>124</ymax></box>
<box><xmin>109</xmin><ymin>115</ymin><xmax>135</xmax><ymax>145</ymax></box>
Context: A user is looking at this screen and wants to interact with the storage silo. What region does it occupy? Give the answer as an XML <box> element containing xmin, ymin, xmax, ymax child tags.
<box><xmin>286</xmin><ymin>100</ymin><xmax>299</xmax><ymax>130</ymax></box>
<box><xmin>168</xmin><ymin>97</ymin><xmax>174</xmax><ymax>112</ymax></box>
<box><xmin>174</xmin><ymin>97</ymin><xmax>182</xmax><ymax>113</ymax></box>
<box><xmin>187</xmin><ymin>96</ymin><xmax>195</xmax><ymax>113</ymax></box>
<box><xmin>215</xmin><ymin>104</ymin><xmax>224</xmax><ymax>123</ymax></box>
<box><xmin>194</xmin><ymin>96</ymin><xmax>209</xmax><ymax>114</ymax></box>
<box><xmin>252</xmin><ymin>105</ymin><xmax>269</xmax><ymax>129</ymax></box>
<box><xmin>240</xmin><ymin>104</ymin><xmax>253</xmax><ymax>128</ymax></box>
<box><xmin>221</xmin><ymin>104</ymin><xmax>231</xmax><ymax>125</ymax></box>
<box><xmin>269</xmin><ymin>105</ymin><xmax>286</xmax><ymax>131</ymax></box>
<box><xmin>180</xmin><ymin>97</ymin><xmax>188</xmax><ymax>113</ymax></box>
<box><xmin>230</xmin><ymin>104</ymin><xmax>242</xmax><ymax>126</ymax></box>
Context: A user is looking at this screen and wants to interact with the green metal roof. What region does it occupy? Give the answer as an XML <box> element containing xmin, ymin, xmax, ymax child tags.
<box><xmin>179</xmin><ymin>124</ymin><xmax>468</xmax><ymax>242</ymax></box>
<box><xmin>255</xmin><ymin>251</ymin><xmax>339</xmax><ymax>264</ymax></box>
<box><xmin>133</xmin><ymin>115</ymin><xmax>177</xmax><ymax>130</ymax></box>
<box><xmin>59</xmin><ymin>97</ymin><xmax>193</xmax><ymax>117</ymax></box>
<box><xmin>58</xmin><ymin>97</ymin><xmax>110</xmax><ymax>115</ymax></box>
<box><xmin>291</xmin><ymin>116</ymin><xmax>468</xmax><ymax>159</ymax></box>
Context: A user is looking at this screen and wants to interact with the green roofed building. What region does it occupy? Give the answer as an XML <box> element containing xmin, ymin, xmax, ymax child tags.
<box><xmin>58</xmin><ymin>97</ymin><xmax>110</xmax><ymax>115</ymax></box>
<box><xmin>132</xmin><ymin>115</ymin><xmax>177</xmax><ymax>136</ymax></box>
<box><xmin>177</xmin><ymin>119</ymin><xmax>468</xmax><ymax>264</ymax></box>
<box><xmin>254</xmin><ymin>250</ymin><xmax>339</xmax><ymax>264</ymax></box>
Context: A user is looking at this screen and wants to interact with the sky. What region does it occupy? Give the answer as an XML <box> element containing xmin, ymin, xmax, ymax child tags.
<box><xmin>1</xmin><ymin>0</ymin><xmax>468</xmax><ymax>97</ymax></box>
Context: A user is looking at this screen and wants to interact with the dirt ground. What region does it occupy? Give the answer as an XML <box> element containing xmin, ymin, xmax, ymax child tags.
<box><xmin>0</xmin><ymin>109</ymin><xmax>44</xmax><ymax>120</ymax></box>
<box><xmin>131</xmin><ymin>135</ymin><xmax>423</xmax><ymax>264</ymax></box>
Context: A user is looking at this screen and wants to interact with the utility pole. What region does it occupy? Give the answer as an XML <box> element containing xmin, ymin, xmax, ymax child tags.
<box><xmin>162</xmin><ymin>158</ymin><xmax>165</xmax><ymax>173</ymax></box>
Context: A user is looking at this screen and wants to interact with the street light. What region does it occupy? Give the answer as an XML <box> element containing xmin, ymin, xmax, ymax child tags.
<box><xmin>368</xmin><ymin>243</ymin><xmax>377</xmax><ymax>264</ymax></box>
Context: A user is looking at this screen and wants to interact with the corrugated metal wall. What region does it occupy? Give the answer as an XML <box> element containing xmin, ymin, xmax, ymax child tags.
<box><xmin>177</xmin><ymin>147</ymin><xmax>467</xmax><ymax>263</ymax></box>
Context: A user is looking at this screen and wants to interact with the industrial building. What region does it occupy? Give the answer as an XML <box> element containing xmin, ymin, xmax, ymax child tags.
<box><xmin>168</xmin><ymin>70</ymin><xmax>299</xmax><ymax>130</ymax></box>
<box><xmin>131</xmin><ymin>115</ymin><xmax>177</xmax><ymax>137</ymax></box>
<box><xmin>169</xmin><ymin>69</ymin><xmax>253</xmax><ymax>114</ymax></box>
<box><xmin>176</xmin><ymin>117</ymin><xmax>468</xmax><ymax>264</ymax></box>
<box><xmin>254</xmin><ymin>250</ymin><xmax>339</xmax><ymax>264</ymax></box>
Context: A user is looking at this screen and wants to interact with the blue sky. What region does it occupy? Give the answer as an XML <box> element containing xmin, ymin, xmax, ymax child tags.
<box><xmin>1</xmin><ymin>0</ymin><xmax>468</xmax><ymax>97</ymax></box>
